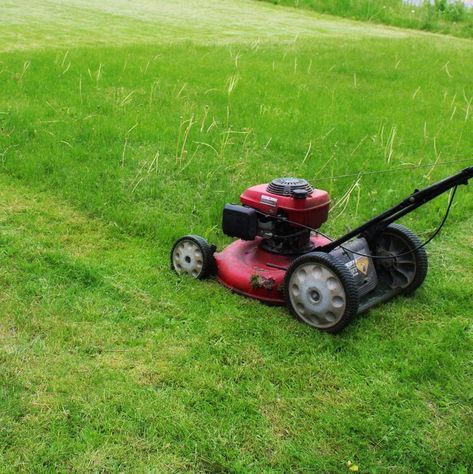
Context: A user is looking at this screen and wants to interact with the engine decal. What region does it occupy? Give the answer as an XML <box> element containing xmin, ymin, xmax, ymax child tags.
<box><xmin>345</xmin><ymin>260</ymin><xmax>359</xmax><ymax>277</ymax></box>
<box><xmin>345</xmin><ymin>256</ymin><xmax>369</xmax><ymax>276</ymax></box>
<box><xmin>260</xmin><ymin>195</ymin><xmax>278</xmax><ymax>207</ymax></box>
<box><xmin>355</xmin><ymin>256</ymin><xmax>369</xmax><ymax>275</ymax></box>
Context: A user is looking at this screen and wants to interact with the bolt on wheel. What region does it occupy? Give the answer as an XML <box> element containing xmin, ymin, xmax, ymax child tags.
<box><xmin>284</xmin><ymin>252</ymin><xmax>359</xmax><ymax>333</ymax></box>
<box><xmin>171</xmin><ymin>235</ymin><xmax>215</xmax><ymax>280</ymax></box>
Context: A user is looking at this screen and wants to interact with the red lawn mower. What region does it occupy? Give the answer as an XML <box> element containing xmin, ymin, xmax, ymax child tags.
<box><xmin>171</xmin><ymin>167</ymin><xmax>473</xmax><ymax>333</ymax></box>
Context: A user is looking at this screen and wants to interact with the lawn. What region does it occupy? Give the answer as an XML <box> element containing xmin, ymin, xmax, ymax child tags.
<box><xmin>0</xmin><ymin>1</ymin><xmax>472</xmax><ymax>472</ymax></box>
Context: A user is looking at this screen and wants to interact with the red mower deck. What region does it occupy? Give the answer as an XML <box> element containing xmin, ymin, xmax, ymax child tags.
<box><xmin>215</xmin><ymin>235</ymin><xmax>331</xmax><ymax>304</ymax></box>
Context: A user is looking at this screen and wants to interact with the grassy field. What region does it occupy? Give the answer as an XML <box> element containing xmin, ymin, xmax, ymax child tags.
<box><xmin>1</xmin><ymin>1</ymin><xmax>473</xmax><ymax>472</ymax></box>
<box><xmin>259</xmin><ymin>0</ymin><xmax>473</xmax><ymax>38</ymax></box>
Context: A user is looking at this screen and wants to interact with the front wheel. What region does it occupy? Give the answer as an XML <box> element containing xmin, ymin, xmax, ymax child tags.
<box><xmin>170</xmin><ymin>235</ymin><xmax>215</xmax><ymax>280</ymax></box>
<box><xmin>284</xmin><ymin>252</ymin><xmax>359</xmax><ymax>334</ymax></box>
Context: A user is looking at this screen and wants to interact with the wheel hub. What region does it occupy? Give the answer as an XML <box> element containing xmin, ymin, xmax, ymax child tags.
<box><xmin>308</xmin><ymin>288</ymin><xmax>321</xmax><ymax>304</ymax></box>
<box><xmin>172</xmin><ymin>240</ymin><xmax>204</xmax><ymax>278</ymax></box>
<box><xmin>378</xmin><ymin>251</ymin><xmax>396</xmax><ymax>269</ymax></box>
<box><xmin>288</xmin><ymin>263</ymin><xmax>347</xmax><ymax>328</ymax></box>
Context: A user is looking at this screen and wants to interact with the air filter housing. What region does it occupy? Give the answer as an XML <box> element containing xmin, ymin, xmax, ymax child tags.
<box><xmin>266</xmin><ymin>177</ymin><xmax>313</xmax><ymax>196</ymax></box>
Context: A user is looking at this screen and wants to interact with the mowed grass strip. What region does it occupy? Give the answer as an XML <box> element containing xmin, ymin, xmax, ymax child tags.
<box><xmin>0</xmin><ymin>160</ymin><xmax>472</xmax><ymax>472</ymax></box>
<box><xmin>1</xmin><ymin>0</ymin><xmax>409</xmax><ymax>53</ymax></box>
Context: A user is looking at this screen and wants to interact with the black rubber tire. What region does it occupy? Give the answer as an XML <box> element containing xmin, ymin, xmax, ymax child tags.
<box><xmin>284</xmin><ymin>252</ymin><xmax>360</xmax><ymax>334</ymax></box>
<box><xmin>373</xmin><ymin>223</ymin><xmax>428</xmax><ymax>295</ymax></box>
<box><xmin>170</xmin><ymin>235</ymin><xmax>215</xmax><ymax>280</ymax></box>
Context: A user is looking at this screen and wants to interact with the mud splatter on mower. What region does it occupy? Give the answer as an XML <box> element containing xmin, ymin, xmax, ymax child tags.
<box><xmin>171</xmin><ymin>167</ymin><xmax>473</xmax><ymax>333</ymax></box>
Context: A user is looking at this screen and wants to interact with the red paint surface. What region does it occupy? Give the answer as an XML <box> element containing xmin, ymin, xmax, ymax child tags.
<box><xmin>215</xmin><ymin>235</ymin><xmax>331</xmax><ymax>304</ymax></box>
<box><xmin>240</xmin><ymin>184</ymin><xmax>330</xmax><ymax>228</ymax></box>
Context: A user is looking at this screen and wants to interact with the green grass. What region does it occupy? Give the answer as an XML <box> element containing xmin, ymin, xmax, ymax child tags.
<box><xmin>1</xmin><ymin>1</ymin><xmax>473</xmax><ymax>472</ymax></box>
<box><xmin>259</xmin><ymin>0</ymin><xmax>473</xmax><ymax>38</ymax></box>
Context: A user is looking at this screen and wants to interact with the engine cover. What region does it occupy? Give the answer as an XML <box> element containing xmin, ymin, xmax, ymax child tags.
<box><xmin>240</xmin><ymin>178</ymin><xmax>330</xmax><ymax>229</ymax></box>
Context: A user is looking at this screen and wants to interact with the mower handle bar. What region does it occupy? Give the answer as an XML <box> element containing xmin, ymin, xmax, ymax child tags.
<box><xmin>316</xmin><ymin>166</ymin><xmax>473</xmax><ymax>253</ymax></box>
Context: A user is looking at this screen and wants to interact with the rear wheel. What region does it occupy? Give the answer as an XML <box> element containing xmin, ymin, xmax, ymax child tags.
<box><xmin>171</xmin><ymin>235</ymin><xmax>215</xmax><ymax>280</ymax></box>
<box><xmin>284</xmin><ymin>252</ymin><xmax>359</xmax><ymax>333</ymax></box>
<box><xmin>373</xmin><ymin>223</ymin><xmax>428</xmax><ymax>295</ymax></box>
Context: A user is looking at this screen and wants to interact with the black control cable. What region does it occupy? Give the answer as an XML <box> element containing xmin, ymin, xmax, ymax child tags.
<box><xmin>255</xmin><ymin>184</ymin><xmax>459</xmax><ymax>260</ymax></box>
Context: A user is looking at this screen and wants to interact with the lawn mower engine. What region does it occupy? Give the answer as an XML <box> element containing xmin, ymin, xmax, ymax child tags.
<box><xmin>217</xmin><ymin>178</ymin><xmax>376</xmax><ymax>306</ymax></box>
<box><xmin>171</xmin><ymin>167</ymin><xmax>472</xmax><ymax>333</ymax></box>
